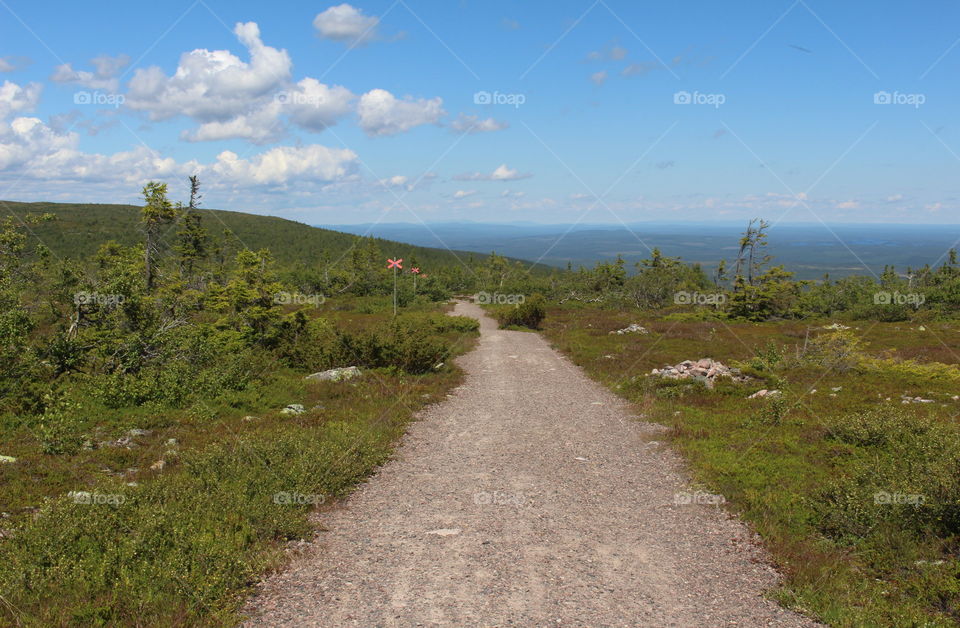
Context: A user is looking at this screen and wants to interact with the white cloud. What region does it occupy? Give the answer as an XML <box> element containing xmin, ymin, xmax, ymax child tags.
<box><xmin>0</xmin><ymin>80</ymin><xmax>42</xmax><ymax>119</ymax></box>
<box><xmin>357</xmin><ymin>88</ymin><xmax>444</xmax><ymax>136</ymax></box>
<box><xmin>181</xmin><ymin>100</ymin><xmax>284</xmax><ymax>144</ymax></box>
<box><xmin>282</xmin><ymin>77</ymin><xmax>354</xmax><ymax>132</ymax></box>
<box><xmin>622</xmin><ymin>62</ymin><xmax>659</xmax><ymax>77</ymax></box>
<box><xmin>453</xmin><ymin>189</ymin><xmax>476</xmax><ymax>199</ymax></box>
<box><xmin>126</xmin><ymin>22</ymin><xmax>291</xmax><ymax>123</ymax></box>
<box><xmin>51</xmin><ymin>54</ymin><xmax>130</xmax><ymax>92</ymax></box>
<box><xmin>379</xmin><ymin>175</ymin><xmax>408</xmax><ymax>188</ymax></box>
<box><xmin>590</xmin><ymin>70</ymin><xmax>607</xmax><ymax>86</ymax></box>
<box><xmin>450</xmin><ymin>113</ymin><xmax>508</xmax><ymax>134</ymax></box>
<box><xmin>610</xmin><ymin>46</ymin><xmax>628</xmax><ymax>60</ymax></box>
<box><xmin>0</xmin><ymin>114</ymin><xmax>356</xmax><ymax>190</ymax></box>
<box><xmin>886</xmin><ymin>194</ymin><xmax>903</xmax><ymax>202</ymax></box>
<box><xmin>210</xmin><ymin>144</ymin><xmax>357</xmax><ymax>185</ymax></box>
<box><xmin>313</xmin><ymin>4</ymin><xmax>380</xmax><ymax>45</ymax></box>
<box><xmin>0</xmin><ymin>57</ymin><xmax>30</xmax><ymax>73</ymax></box>
<box><xmin>835</xmin><ymin>200</ymin><xmax>860</xmax><ymax>209</ymax></box>
<box><xmin>454</xmin><ymin>163</ymin><xmax>531</xmax><ymax>182</ymax></box>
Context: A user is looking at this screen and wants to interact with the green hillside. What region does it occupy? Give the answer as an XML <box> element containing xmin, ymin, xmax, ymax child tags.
<box><xmin>0</xmin><ymin>200</ymin><xmax>531</xmax><ymax>271</ymax></box>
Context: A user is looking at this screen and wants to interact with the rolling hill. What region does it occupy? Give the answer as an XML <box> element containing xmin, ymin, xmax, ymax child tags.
<box><xmin>1</xmin><ymin>200</ymin><xmax>541</xmax><ymax>272</ymax></box>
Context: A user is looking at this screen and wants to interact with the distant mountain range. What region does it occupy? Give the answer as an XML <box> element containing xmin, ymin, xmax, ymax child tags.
<box><xmin>324</xmin><ymin>222</ymin><xmax>960</xmax><ymax>280</ymax></box>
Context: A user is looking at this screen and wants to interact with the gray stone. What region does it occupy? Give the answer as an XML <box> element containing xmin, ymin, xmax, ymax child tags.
<box><xmin>305</xmin><ymin>366</ymin><xmax>361</xmax><ymax>382</ymax></box>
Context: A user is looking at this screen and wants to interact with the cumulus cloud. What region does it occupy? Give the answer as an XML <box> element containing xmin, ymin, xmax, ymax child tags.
<box><xmin>52</xmin><ymin>54</ymin><xmax>130</xmax><ymax>92</ymax></box>
<box><xmin>835</xmin><ymin>200</ymin><xmax>860</xmax><ymax>209</ymax></box>
<box><xmin>357</xmin><ymin>88</ymin><xmax>444</xmax><ymax>136</ymax></box>
<box><xmin>0</xmin><ymin>80</ymin><xmax>42</xmax><ymax>119</ymax></box>
<box><xmin>590</xmin><ymin>70</ymin><xmax>608</xmax><ymax>86</ymax></box>
<box><xmin>181</xmin><ymin>100</ymin><xmax>284</xmax><ymax>144</ymax></box>
<box><xmin>454</xmin><ymin>163</ymin><xmax>531</xmax><ymax>182</ymax></box>
<box><xmin>210</xmin><ymin>144</ymin><xmax>357</xmax><ymax>185</ymax></box>
<box><xmin>449</xmin><ymin>113</ymin><xmax>508</xmax><ymax>134</ymax></box>
<box><xmin>453</xmin><ymin>189</ymin><xmax>476</xmax><ymax>199</ymax></box>
<box><xmin>313</xmin><ymin>4</ymin><xmax>380</xmax><ymax>45</ymax></box>
<box><xmin>282</xmin><ymin>77</ymin><xmax>354</xmax><ymax>132</ymax></box>
<box><xmin>0</xmin><ymin>112</ymin><xmax>357</xmax><ymax>190</ymax></box>
<box><xmin>126</xmin><ymin>22</ymin><xmax>291</xmax><ymax>123</ymax></box>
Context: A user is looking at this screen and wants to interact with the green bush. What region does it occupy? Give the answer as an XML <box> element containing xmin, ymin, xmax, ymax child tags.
<box><xmin>494</xmin><ymin>294</ymin><xmax>546</xmax><ymax>329</ymax></box>
<box><xmin>815</xmin><ymin>407</ymin><xmax>960</xmax><ymax>541</ymax></box>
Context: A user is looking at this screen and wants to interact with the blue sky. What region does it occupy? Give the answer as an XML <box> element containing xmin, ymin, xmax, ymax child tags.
<box><xmin>1</xmin><ymin>0</ymin><xmax>959</xmax><ymax>224</ymax></box>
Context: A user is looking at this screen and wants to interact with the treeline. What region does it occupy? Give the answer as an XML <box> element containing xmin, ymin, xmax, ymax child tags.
<box><xmin>533</xmin><ymin>219</ymin><xmax>960</xmax><ymax>322</ymax></box>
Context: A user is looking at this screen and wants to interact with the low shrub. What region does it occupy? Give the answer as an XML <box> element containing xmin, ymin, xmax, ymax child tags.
<box><xmin>494</xmin><ymin>294</ymin><xmax>546</xmax><ymax>329</ymax></box>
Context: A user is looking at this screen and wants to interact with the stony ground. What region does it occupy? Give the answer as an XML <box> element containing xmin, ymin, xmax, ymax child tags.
<box><xmin>244</xmin><ymin>301</ymin><xmax>818</xmax><ymax>627</ymax></box>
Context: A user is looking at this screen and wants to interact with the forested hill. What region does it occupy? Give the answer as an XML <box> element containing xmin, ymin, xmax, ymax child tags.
<box><xmin>0</xmin><ymin>200</ymin><xmax>531</xmax><ymax>270</ymax></box>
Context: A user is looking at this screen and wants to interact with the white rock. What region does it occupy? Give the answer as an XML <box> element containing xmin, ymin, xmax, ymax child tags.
<box><xmin>305</xmin><ymin>366</ymin><xmax>361</xmax><ymax>382</ymax></box>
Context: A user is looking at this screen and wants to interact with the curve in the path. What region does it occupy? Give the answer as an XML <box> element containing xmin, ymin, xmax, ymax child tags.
<box><xmin>245</xmin><ymin>300</ymin><xmax>818</xmax><ymax>627</ymax></box>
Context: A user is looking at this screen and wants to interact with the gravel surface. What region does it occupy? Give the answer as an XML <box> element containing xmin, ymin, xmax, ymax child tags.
<box><xmin>244</xmin><ymin>301</ymin><xmax>818</xmax><ymax>627</ymax></box>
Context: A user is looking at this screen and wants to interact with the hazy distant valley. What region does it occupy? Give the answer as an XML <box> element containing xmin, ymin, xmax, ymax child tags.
<box><xmin>327</xmin><ymin>222</ymin><xmax>960</xmax><ymax>280</ymax></box>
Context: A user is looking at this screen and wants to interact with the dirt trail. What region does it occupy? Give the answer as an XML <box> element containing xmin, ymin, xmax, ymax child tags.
<box><xmin>245</xmin><ymin>301</ymin><xmax>816</xmax><ymax>627</ymax></box>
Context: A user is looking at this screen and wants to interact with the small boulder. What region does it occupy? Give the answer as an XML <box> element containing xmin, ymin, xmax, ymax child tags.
<box><xmin>280</xmin><ymin>404</ymin><xmax>305</xmax><ymax>416</ymax></box>
<box><xmin>305</xmin><ymin>366</ymin><xmax>361</xmax><ymax>382</ymax></box>
<box><xmin>0</xmin><ymin>455</ymin><xmax>16</xmax><ymax>464</ymax></box>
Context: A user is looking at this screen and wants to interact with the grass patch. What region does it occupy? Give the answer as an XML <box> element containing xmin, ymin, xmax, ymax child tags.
<box><xmin>0</xmin><ymin>304</ymin><xmax>479</xmax><ymax>627</ymax></box>
<box><xmin>541</xmin><ymin>305</ymin><xmax>960</xmax><ymax>626</ymax></box>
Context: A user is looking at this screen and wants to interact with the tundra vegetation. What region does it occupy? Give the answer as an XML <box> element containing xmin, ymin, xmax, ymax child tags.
<box><xmin>2</xmin><ymin>187</ymin><xmax>959</xmax><ymax>625</ymax></box>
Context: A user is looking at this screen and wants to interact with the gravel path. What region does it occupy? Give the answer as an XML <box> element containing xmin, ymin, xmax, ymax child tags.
<box><xmin>244</xmin><ymin>301</ymin><xmax>818</xmax><ymax>627</ymax></box>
